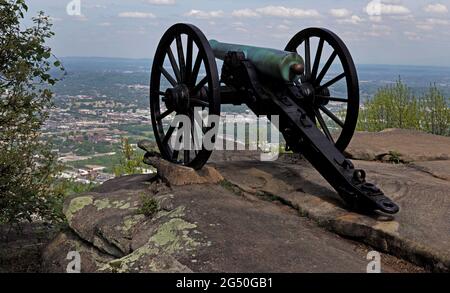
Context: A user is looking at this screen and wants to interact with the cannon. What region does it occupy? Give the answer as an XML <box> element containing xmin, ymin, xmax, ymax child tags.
<box><xmin>149</xmin><ymin>23</ymin><xmax>399</xmax><ymax>214</ymax></box>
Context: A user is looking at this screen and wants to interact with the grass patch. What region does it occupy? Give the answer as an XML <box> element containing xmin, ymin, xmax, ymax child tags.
<box><xmin>138</xmin><ymin>193</ymin><xmax>159</xmax><ymax>218</ymax></box>
<box><xmin>387</xmin><ymin>151</ymin><xmax>403</xmax><ymax>164</ymax></box>
<box><xmin>255</xmin><ymin>190</ymin><xmax>295</xmax><ymax>208</ymax></box>
<box><xmin>219</xmin><ymin>180</ymin><xmax>243</xmax><ymax>197</ymax></box>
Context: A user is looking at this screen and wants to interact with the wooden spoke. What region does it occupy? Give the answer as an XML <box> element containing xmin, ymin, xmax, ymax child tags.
<box><xmin>317</xmin><ymin>73</ymin><xmax>346</xmax><ymax>92</ymax></box>
<box><xmin>304</xmin><ymin>38</ymin><xmax>311</xmax><ymax>76</ymax></box>
<box><xmin>160</xmin><ymin>66</ymin><xmax>177</xmax><ymax>87</ymax></box>
<box><xmin>162</xmin><ymin>125</ymin><xmax>176</xmax><ymax>145</ymax></box>
<box><xmin>186</xmin><ymin>36</ymin><xmax>193</xmax><ymax>82</ymax></box>
<box><xmin>314</xmin><ymin>108</ymin><xmax>334</xmax><ymax>143</ymax></box>
<box><xmin>311</xmin><ymin>38</ymin><xmax>324</xmax><ymax>80</ymax></box>
<box><xmin>166</xmin><ymin>47</ymin><xmax>181</xmax><ymax>83</ymax></box>
<box><xmin>175</xmin><ymin>35</ymin><xmax>186</xmax><ymax>82</ymax></box>
<box><xmin>316</xmin><ymin>51</ymin><xmax>337</xmax><ymax>85</ymax></box>
<box><xmin>188</xmin><ymin>109</ymin><xmax>200</xmax><ymax>152</ymax></box>
<box><xmin>192</xmin><ymin>76</ymin><xmax>208</xmax><ymax>94</ymax></box>
<box><xmin>190</xmin><ymin>52</ymin><xmax>202</xmax><ymax>86</ymax></box>
<box><xmin>189</xmin><ymin>108</ymin><xmax>206</xmax><ymax>134</ymax></box>
<box><xmin>316</xmin><ymin>95</ymin><xmax>348</xmax><ymax>103</ymax></box>
<box><xmin>156</xmin><ymin>109</ymin><xmax>173</xmax><ymax>121</ymax></box>
<box><xmin>190</xmin><ymin>98</ymin><xmax>209</xmax><ymax>107</ymax></box>
<box><xmin>319</xmin><ymin>105</ymin><xmax>345</xmax><ymax>128</ymax></box>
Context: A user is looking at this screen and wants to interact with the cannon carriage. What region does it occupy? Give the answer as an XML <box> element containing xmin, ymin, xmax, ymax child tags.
<box><xmin>149</xmin><ymin>23</ymin><xmax>399</xmax><ymax>215</ymax></box>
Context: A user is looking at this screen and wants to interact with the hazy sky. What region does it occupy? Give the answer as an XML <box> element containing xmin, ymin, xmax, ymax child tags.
<box><xmin>25</xmin><ymin>0</ymin><xmax>450</xmax><ymax>66</ymax></box>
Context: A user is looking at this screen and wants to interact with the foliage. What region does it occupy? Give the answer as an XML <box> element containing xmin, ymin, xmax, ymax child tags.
<box><xmin>358</xmin><ymin>79</ymin><xmax>450</xmax><ymax>136</ymax></box>
<box><xmin>46</xmin><ymin>179</ymin><xmax>97</xmax><ymax>223</ymax></box>
<box><xmin>386</xmin><ymin>151</ymin><xmax>402</xmax><ymax>164</ymax></box>
<box><xmin>138</xmin><ymin>193</ymin><xmax>158</xmax><ymax>218</ymax></box>
<box><xmin>54</xmin><ymin>179</ymin><xmax>97</xmax><ymax>197</ymax></box>
<box><xmin>219</xmin><ymin>180</ymin><xmax>243</xmax><ymax>197</ymax></box>
<box><xmin>113</xmin><ymin>137</ymin><xmax>147</xmax><ymax>177</ymax></box>
<box><xmin>357</xmin><ymin>79</ymin><xmax>419</xmax><ymax>131</ymax></box>
<box><xmin>420</xmin><ymin>84</ymin><xmax>450</xmax><ymax>136</ymax></box>
<box><xmin>0</xmin><ymin>0</ymin><xmax>65</xmax><ymax>224</ymax></box>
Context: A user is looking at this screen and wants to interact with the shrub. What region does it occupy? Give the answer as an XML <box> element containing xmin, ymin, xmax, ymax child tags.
<box><xmin>113</xmin><ymin>137</ymin><xmax>147</xmax><ymax>177</ymax></box>
<box><xmin>138</xmin><ymin>194</ymin><xmax>159</xmax><ymax>218</ymax></box>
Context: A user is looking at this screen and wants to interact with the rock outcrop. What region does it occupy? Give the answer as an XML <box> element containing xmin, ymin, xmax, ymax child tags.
<box><xmin>345</xmin><ymin>128</ymin><xmax>450</xmax><ymax>162</ymax></box>
<box><xmin>43</xmin><ymin>129</ymin><xmax>450</xmax><ymax>273</ymax></box>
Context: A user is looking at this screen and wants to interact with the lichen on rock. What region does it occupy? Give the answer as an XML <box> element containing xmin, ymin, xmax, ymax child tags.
<box><xmin>94</xmin><ymin>198</ymin><xmax>134</xmax><ymax>211</ymax></box>
<box><xmin>149</xmin><ymin>218</ymin><xmax>199</xmax><ymax>254</ymax></box>
<box><xmin>64</xmin><ymin>196</ymin><xmax>94</xmax><ymax>223</ymax></box>
<box><xmin>100</xmin><ymin>242</ymin><xmax>191</xmax><ymax>273</ymax></box>
<box><xmin>116</xmin><ymin>214</ymin><xmax>145</xmax><ymax>232</ymax></box>
<box><xmin>99</xmin><ymin>215</ymin><xmax>198</xmax><ymax>273</ymax></box>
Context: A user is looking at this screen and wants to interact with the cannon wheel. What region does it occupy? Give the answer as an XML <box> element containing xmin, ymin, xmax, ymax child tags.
<box><xmin>285</xmin><ymin>28</ymin><xmax>359</xmax><ymax>152</ymax></box>
<box><xmin>150</xmin><ymin>23</ymin><xmax>220</xmax><ymax>170</ymax></box>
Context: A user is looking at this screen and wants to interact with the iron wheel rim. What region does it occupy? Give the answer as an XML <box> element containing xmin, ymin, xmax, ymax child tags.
<box><xmin>285</xmin><ymin>27</ymin><xmax>359</xmax><ymax>152</ymax></box>
<box><xmin>150</xmin><ymin>23</ymin><xmax>220</xmax><ymax>170</ymax></box>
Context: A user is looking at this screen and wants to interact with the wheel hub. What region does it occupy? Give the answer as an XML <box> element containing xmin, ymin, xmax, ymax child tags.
<box><xmin>298</xmin><ymin>83</ymin><xmax>330</xmax><ymax>106</ymax></box>
<box><xmin>315</xmin><ymin>87</ymin><xmax>330</xmax><ymax>106</ymax></box>
<box><xmin>165</xmin><ymin>84</ymin><xmax>190</xmax><ymax>113</ymax></box>
<box><xmin>299</xmin><ymin>83</ymin><xmax>315</xmax><ymax>99</ymax></box>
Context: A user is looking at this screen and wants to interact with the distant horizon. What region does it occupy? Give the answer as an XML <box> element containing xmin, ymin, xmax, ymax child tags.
<box><xmin>58</xmin><ymin>56</ymin><xmax>450</xmax><ymax>70</ymax></box>
<box><xmin>26</xmin><ymin>1</ymin><xmax>450</xmax><ymax>67</ymax></box>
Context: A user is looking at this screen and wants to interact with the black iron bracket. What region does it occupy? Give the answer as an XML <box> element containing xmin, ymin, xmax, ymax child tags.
<box><xmin>220</xmin><ymin>52</ymin><xmax>400</xmax><ymax>214</ymax></box>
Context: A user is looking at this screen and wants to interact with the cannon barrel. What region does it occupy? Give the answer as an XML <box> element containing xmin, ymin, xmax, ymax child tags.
<box><xmin>209</xmin><ymin>40</ymin><xmax>304</xmax><ymax>82</ymax></box>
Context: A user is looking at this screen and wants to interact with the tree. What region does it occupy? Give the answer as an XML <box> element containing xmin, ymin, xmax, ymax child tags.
<box><xmin>358</xmin><ymin>78</ymin><xmax>421</xmax><ymax>132</ymax></box>
<box><xmin>358</xmin><ymin>79</ymin><xmax>449</xmax><ymax>136</ymax></box>
<box><xmin>0</xmin><ymin>0</ymin><xmax>64</xmax><ymax>223</ymax></box>
<box><xmin>113</xmin><ymin>137</ymin><xmax>147</xmax><ymax>177</ymax></box>
<box><xmin>420</xmin><ymin>84</ymin><xmax>450</xmax><ymax>136</ymax></box>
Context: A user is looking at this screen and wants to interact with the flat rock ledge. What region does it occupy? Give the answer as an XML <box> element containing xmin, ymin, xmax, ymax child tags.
<box><xmin>43</xmin><ymin>173</ymin><xmax>424</xmax><ymax>273</ymax></box>
<box><xmin>43</xmin><ymin>130</ymin><xmax>448</xmax><ymax>273</ymax></box>
<box><xmin>212</xmin><ymin>159</ymin><xmax>450</xmax><ymax>272</ymax></box>
<box><xmin>209</xmin><ymin>129</ymin><xmax>450</xmax><ymax>272</ymax></box>
<box><xmin>346</xmin><ymin>128</ymin><xmax>450</xmax><ymax>162</ymax></box>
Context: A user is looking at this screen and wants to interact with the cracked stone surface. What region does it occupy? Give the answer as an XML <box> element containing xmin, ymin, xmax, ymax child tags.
<box><xmin>43</xmin><ymin>174</ymin><xmax>423</xmax><ymax>273</ymax></box>
<box><xmin>409</xmin><ymin>160</ymin><xmax>450</xmax><ymax>181</ymax></box>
